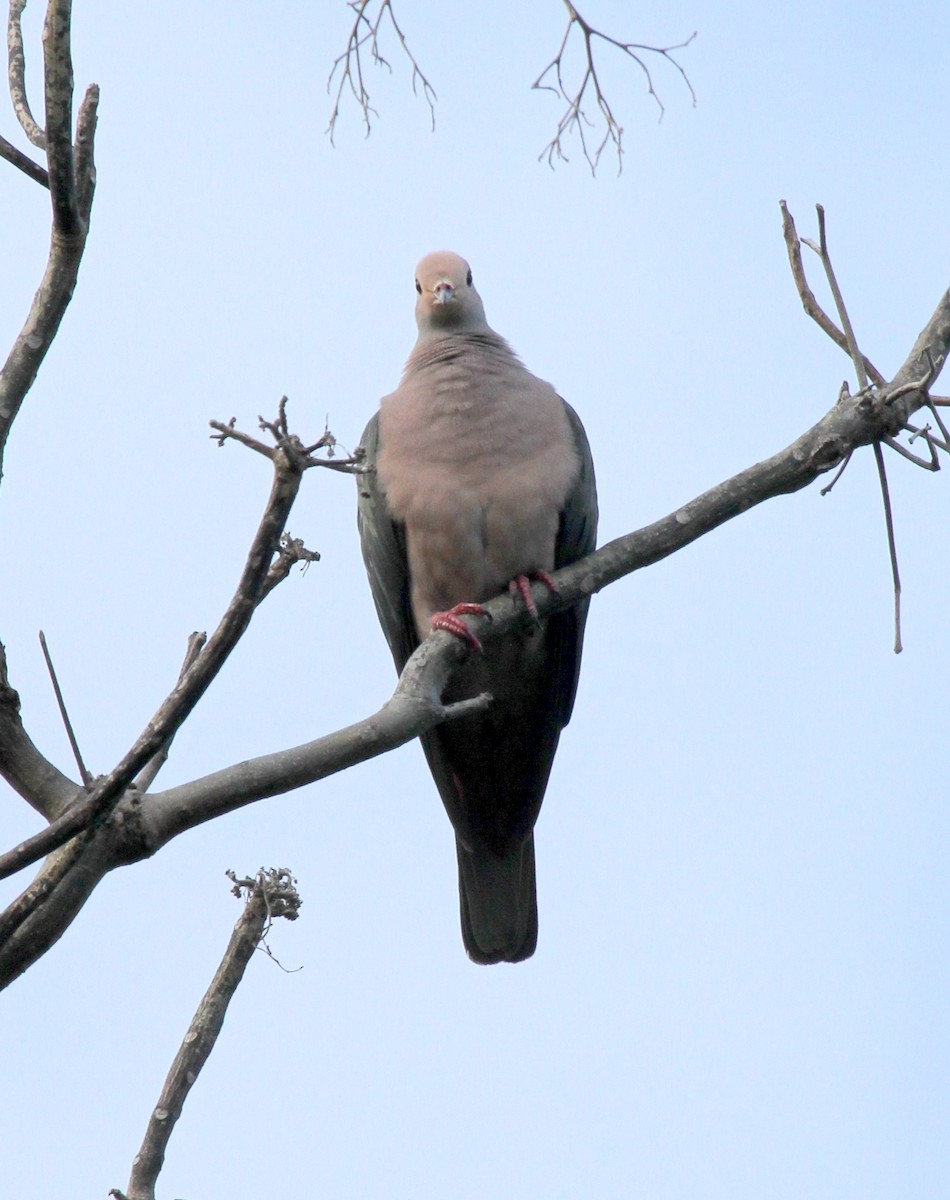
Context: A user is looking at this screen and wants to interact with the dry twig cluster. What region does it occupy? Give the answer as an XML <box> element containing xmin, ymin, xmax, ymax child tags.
<box><xmin>533</xmin><ymin>1</ymin><xmax>696</xmax><ymax>173</ymax></box>
<box><xmin>325</xmin><ymin>0</ymin><xmax>695</xmax><ymax>174</ymax></box>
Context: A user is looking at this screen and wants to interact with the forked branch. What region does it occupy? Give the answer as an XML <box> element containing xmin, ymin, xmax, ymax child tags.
<box><xmin>783</xmin><ymin>202</ymin><xmax>947</xmax><ymax>652</ymax></box>
<box><xmin>534</xmin><ymin>1</ymin><xmax>696</xmax><ymax>174</ymax></box>
<box><xmin>0</xmin><ymin>0</ymin><xmax>99</xmax><ymax>479</ymax></box>
<box><xmin>326</xmin><ymin>0</ymin><xmax>435</xmax><ymax>144</ymax></box>
<box><xmin>0</xmin><ymin>407</ymin><xmax>312</xmax><ymax>887</ymax></box>
<box><xmin>209</xmin><ymin>395</ymin><xmax>364</xmax><ymax>475</ymax></box>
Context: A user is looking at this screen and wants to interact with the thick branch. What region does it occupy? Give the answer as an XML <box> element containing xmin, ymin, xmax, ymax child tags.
<box><xmin>41</xmin><ymin>0</ymin><xmax>79</xmax><ymax>235</ymax></box>
<box><xmin>142</xmin><ymin>641</ymin><xmax>490</xmax><ymax>848</ymax></box>
<box><xmin>0</xmin><ymin>830</ymin><xmax>112</xmax><ymax>986</ymax></box>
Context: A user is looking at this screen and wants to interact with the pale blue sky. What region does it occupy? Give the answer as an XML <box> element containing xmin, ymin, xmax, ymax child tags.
<box><xmin>2</xmin><ymin>3</ymin><xmax>949</xmax><ymax>1196</ymax></box>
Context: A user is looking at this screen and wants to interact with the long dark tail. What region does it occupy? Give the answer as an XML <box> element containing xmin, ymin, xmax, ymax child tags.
<box><xmin>456</xmin><ymin>833</ymin><xmax>538</xmax><ymax>964</ymax></box>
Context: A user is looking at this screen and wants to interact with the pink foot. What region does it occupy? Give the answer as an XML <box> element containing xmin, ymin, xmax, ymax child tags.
<box><xmin>430</xmin><ymin>602</ymin><xmax>490</xmax><ymax>651</ymax></box>
<box><xmin>508</xmin><ymin>570</ymin><xmax>560</xmax><ymax>620</ymax></box>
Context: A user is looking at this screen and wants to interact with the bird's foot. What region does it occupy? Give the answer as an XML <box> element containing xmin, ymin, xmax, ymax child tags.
<box><xmin>508</xmin><ymin>570</ymin><xmax>560</xmax><ymax>622</ymax></box>
<box><xmin>430</xmin><ymin>603</ymin><xmax>491</xmax><ymax>652</ymax></box>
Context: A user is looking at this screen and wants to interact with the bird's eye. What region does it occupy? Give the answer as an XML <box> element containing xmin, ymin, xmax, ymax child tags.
<box><xmin>466</xmin><ymin>270</ymin><xmax>473</xmax><ymax>287</ymax></box>
<box><xmin>415</xmin><ymin>279</ymin><xmax>422</xmax><ymax>294</ymax></box>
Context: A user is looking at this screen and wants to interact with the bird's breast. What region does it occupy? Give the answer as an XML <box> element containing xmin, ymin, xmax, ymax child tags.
<box><xmin>377</xmin><ymin>366</ymin><xmax>578</xmax><ymax>637</ymax></box>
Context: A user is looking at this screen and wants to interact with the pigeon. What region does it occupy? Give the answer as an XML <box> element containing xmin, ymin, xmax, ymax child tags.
<box><xmin>357</xmin><ymin>251</ymin><xmax>597</xmax><ymax>962</ymax></box>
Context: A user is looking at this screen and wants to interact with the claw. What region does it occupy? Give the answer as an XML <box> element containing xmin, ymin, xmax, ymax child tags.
<box><xmin>508</xmin><ymin>571</ymin><xmax>560</xmax><ymax>621</ymax></box>
<box><xmin>431</xmin><ymin>602</ymin><xmax>490</xmax><ymax>651</ymax></box>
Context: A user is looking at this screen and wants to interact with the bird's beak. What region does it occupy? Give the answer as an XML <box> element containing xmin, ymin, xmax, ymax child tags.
<box><xmin>432</xmin><ymin>280</ymin><xmax>455</xmax><ymax>305</ymax></box>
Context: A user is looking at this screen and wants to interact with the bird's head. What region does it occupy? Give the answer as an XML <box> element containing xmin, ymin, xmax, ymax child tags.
<box><xmin>414</xmin><ymin>251</ymin><xmax>490</xmax><ymax>338</ymax></box>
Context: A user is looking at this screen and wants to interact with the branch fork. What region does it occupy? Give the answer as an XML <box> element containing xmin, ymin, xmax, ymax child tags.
<box><xmin>782</xmin><ymin>201</ymin><xmax>950</xmax><ymax>652</ymax></box>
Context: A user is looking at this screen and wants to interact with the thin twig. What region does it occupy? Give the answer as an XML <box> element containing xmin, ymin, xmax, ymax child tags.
<box><xmin>38</xmin><ymin>630</ymin><xmax>92</xmax><ymax>787</ymax></box>
<box><xmin>791</xmin><ymin>205</ymin><xmax>940</xmax><ymax>657</ymax></box>
<box><xmin>326</xmin><ymin>0</ymin><xmax>436</xmax><ymax>144</ymax></box>
<box><xmin>906</xmin><ymin>419</ymin><xmax>950</xmax><ymax>455</ymax></box>
<box><xmin>779</xmin><ymin>201</ymin><xmax>885</xmax><ymax>386</ymax></box>
<box><xmin>133</xmin><ymin>633</ymin><xmax>207</xmax><ymax>793</ymax></box>
<box><xmin>884</xmin><ymin>432</ymin><xmax>940</xmax><ymax>470</ymax></box>
<box><xmin>121</xmin><ymin>869</ymin><xmax>301</xmax><ymax>1200</ymax></box>
<box><xmin>7</xmin><ymin>0</ymin><xmax>46</xmax><ymax>148</ymax></box>
<box><xmin>925</xmin><ymin>394</ymin><xmax>950</xmax><ymax>445</ymax></box>
<box><xmin>872</xmin><ymin>442</ymin><xmax>902</xmax><ymax>654</ymax></box>
<box><xmin>210</xmin><ymin>401</ymin><xmax>364</xmax><ymax>475</ymax></box>
<box><xmin>533</xmin><ymin>1</ymin><xmax>696</xmax><ymax>174</ymax></box>
<box><xmin>819</xmin><ymin>449</ymin><xmax>853</xmax><ymax>496</ymax></box>
<box><xmin>803</xmin><ymin>204</ymin><xmax>868</xmax><ymax>391</ymax></box>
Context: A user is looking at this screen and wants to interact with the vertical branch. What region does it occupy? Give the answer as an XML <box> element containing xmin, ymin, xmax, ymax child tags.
<box><xmin>0</xmin><ymin>0</ymin><xmax>98</xmax><ymax>478</ymax></box>
<box><xmin>873</xmin><ymin>442</ymin><xmax>902</xmax><ymax>654</ymax></box>
<box><xmin>7</xmin><ymin>0</ymin><xmax>47</xmax><ymax>147</ymax></box>
<box><xmin>119</xmin><ymin>870</ymin><xmax>301</xmax><ymax>1200</ymax></box>
<box><xmin>41</xmin><ymin>0</ymin><xmax>78</xmax><ymax>234</ymax></box>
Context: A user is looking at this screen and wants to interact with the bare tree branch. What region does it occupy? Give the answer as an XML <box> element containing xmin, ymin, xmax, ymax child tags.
<box><xmin>780</xmin><ymin>200</ymin><xmax>885</xmax><ymax>386</ymax></box>
<box><xmin>326</xmin><ymin>0</ymin><xmax>435</xmax><ymax>145</ymax></box>
<box><xmin>132</xmin><ymin>633</ymin><xmax>207</xmax><ymax>794</ymax></box>
<box><xmin>0</xmin><ymin>0</ymin><xmax>98</xmax><ymax>480</ymax></box>
<box><xmin>0</xmin><ymin>129</ymin><xmax>47</xmax><ymax>184</ymax></box>
<box><xmin>209</xmin><ymin>397</ymin><xmax>364</xmax><ymax>475</ymax></box>
<box><xmin>260</xmin><ymin>532</ymin><xmax>321</xmax><ymax>599</ymax></box>
<box><xmin>325</xmin><ymin>2</ymin><xmax>695</xmax><ymax>175</ymax></box>
<box><xmin>0</xmin><ymin>430</ymin><xmax>308</xmax><ymax>884</ymax></box>
<box><xmin>534</xmin><ymin>1</ymin><xmax>696</xmax><ymax>174</ymax></box>
<box><xmin>116</xmin><ymin>869</ymin><xmax>301</xmax><ymax>1200</ymax></box>
<box><xmin>7</xmin><ymin>0</ymin><xmax>46</xmax><ymax>148</ymax></box>
<box><xmin>38</xmin><ymin>630</ymin><xmax>93</xmax><ymax>787</ymax></box>
<box><xmin>792</xmin><ymin>205</ymin><xmax>948</xmax><ymax>653</ymax></box>
<box><xmin>0</xmin><ymin>641</ymin><xmax>79</xmax><ymax>819</ymax></box>
<box><xmin>803</xmin><ymin>203</ymin><xmax>869</xmax><ymax>390</ymax></box>
<box><xmin>0</xmin><ymin>828</ymin><xmax>109</xmax><ymax>987</ymax></box>
<box><xmin>872</xmin><ymin>441</ymin><xmax>902</xmax><ymax>653</ymax></box>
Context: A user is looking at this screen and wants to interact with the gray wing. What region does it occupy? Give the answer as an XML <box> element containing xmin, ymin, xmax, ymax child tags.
<box><xmin>420</xmin><ymin>396</ymin><xmax>597</xmax><ymax>845</ymax></box>
<box><xmin>356</xmin><ymin>412</ymin><xmax>418</xmax><ymax>674</ymax></box>
<box><xmin>356</xmin><ymin>400</ymin><xmax>597</xmax><ymax>964</ymax></box>
<box><xmin>549</xmin><ymin>399</ymin><xmax>598</xmax><ymax>727</ymax></box>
